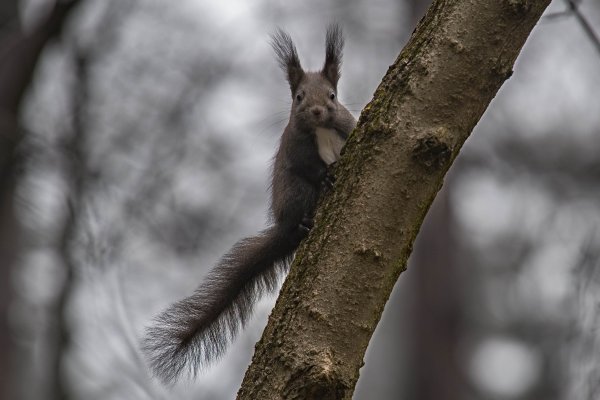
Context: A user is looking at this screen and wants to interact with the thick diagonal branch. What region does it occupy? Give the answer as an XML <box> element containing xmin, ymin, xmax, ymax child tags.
<box><xmin>238</xmin><ymin>1</ymin><xmax>551</xmax><ymax>399</ymax></box>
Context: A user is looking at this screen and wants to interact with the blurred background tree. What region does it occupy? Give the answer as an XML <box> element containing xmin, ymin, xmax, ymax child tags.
<box><xmin>2</xmin><ymin>0</ymin><xmax>600</xmax><ymax>399</ymax></box>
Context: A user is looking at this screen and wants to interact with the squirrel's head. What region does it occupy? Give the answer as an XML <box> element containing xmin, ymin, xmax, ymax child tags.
<box><xmin>271</xmin><ymin>24</ymin><xmax>345</xmax><ymax>130</ymax></box>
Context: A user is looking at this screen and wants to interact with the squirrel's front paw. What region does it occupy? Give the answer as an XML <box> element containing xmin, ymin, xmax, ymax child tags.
<box><xmin>321</xmin><ymin>171</ymin><xmax>335</xmax><ymax>190</ymax></box>
<box><xmin>298</xmin><ymin>216</ymin><xmax>314</xmax><ymax>235</ymax></box>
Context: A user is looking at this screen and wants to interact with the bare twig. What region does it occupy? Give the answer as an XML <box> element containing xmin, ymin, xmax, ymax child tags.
<box><xmin>566</xmin><ymin>0</ymin><xmax>600</xmax><ymax>57</ymax></box>
<box><xmin>545</xmin><ymin>1</ymin><xmax>600</xmax><ymax>57</ymax></box>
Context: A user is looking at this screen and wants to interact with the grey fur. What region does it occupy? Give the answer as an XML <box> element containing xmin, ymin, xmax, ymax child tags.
<box><xmin>142</xmin><ymin>24</ymin><xmax>356</xmax><ymax>385</ymax></box>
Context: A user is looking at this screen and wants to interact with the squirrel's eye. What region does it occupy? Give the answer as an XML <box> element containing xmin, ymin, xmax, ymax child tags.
<box><xmin>329</xmin><ymin>92</ymin><xmax>336</xmax><ymax>100</ymax></box>
<box><xmin>296</xmin><ymin>93</ymin><xmax>302</xmax><ymax>101</ymax></box>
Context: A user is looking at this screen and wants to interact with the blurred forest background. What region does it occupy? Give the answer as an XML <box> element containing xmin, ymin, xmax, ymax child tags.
<box><xmin>1</xmin><ymin>0</ymin><xmax>600</xmax><ymax>399</ymax></box>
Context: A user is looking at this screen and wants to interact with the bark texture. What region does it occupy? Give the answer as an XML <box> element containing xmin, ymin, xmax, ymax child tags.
<box><xmin>238</xmin><ymin>1</ymin><xmax>551</xmax><ymax>399</ymax></box>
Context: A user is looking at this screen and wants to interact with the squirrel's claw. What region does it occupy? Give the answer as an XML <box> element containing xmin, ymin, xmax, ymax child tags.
<box><xmin>321</xmin><ymin>172</ymin><xmax>335</xmax><ymax>190</ymax></box>
<box><xmin>298</xmin><ymin>216</ymin><xmax>314</xmax><ymax>234</ymax></box>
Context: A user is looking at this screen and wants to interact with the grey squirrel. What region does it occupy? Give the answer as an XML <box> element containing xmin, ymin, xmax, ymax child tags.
<box><xmin>142</xmin><ymin>24</ymin><xmax>356</xmax><ymax>384</ymax></box>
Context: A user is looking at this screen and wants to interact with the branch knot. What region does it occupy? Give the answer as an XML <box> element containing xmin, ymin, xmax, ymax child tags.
<box><xmin>412</xmin><ymin>130</ymin><xmax>452</xmax><ymax>171</ymax></box>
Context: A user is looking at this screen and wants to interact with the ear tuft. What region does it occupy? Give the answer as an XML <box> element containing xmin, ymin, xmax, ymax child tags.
<box><xmin>322</xmin><ymin>24</ymin><xmax>344</xmax><ymax>88</ymax></box>
<box><xmin>270</xmin><ymin>28</ymin><xmax>304</xmax><ymax>94</ymax></box>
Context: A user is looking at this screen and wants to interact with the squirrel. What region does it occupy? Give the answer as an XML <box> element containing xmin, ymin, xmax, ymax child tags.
<box><xmin>142</xmin><ymin>24</ymin><xmax>356</xmax><ymax>384</ymax></box>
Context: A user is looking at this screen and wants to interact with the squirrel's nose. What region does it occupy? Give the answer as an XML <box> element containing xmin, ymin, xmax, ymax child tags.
<box><xmin>311</xmin><ymin>107</ymin><xmax>323</xmax><ymax>117</ymax></box>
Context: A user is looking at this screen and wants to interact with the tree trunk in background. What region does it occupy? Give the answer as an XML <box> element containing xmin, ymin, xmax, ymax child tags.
<box><xmin>0</xmin><ymin>4</ymin><xmax>27</xmax><ymax>399</ymax></box>
<box><xmin>409</xmin><ymin>184</ymin><xmax>465</xmax><ymax>399</ymax></box>
<box><xmin>238</xmin><ymin>1</ymin><xmax>552</xmax><ymax>399</ymax></box>
<box><xmin>0</xmin><ymin>2</ymin><xmax>80</xmax><ymax>399</ymax></box>
<box><xmin>0</xmin><ymin>137</ymin><xmax>18</xmax><ymax>400</ymax></box>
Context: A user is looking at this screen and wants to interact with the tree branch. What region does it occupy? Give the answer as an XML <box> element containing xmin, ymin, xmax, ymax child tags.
<box><xmin>238</xmin><ymin>1</ymin><xmax>551</xmax><ymax>399</ymax></box>
<box><xmin>566</xmin><ymin>0</ymin><xmax>600</xmax><ymax>57</ymax></box>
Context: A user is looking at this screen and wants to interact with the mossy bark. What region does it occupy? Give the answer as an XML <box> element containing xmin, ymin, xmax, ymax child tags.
<box><xmin>238</xmin><ymin>1</ymin><xmax>551</xmax><ymax>399</ymax></box>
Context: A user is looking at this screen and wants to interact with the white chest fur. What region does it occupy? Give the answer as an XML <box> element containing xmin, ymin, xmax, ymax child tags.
<box><xmin>315</xmin><ymin>127</ymin><xmax>345</xmax><ymax>165</ymax></box>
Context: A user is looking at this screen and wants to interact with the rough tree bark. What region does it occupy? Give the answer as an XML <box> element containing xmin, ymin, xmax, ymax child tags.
<box><xmin>238</xmin><ymin>1</ymin><xmax>551</xmax><ymax>399</ymax></box>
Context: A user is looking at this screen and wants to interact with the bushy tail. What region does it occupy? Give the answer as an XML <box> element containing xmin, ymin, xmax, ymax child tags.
<box><xmin>142</xmin><ymin>224</ymin><xmax>295</xmax><ymax>384</ymax></box>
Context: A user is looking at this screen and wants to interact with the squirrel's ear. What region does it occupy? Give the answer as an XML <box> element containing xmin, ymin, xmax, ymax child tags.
<box><xmin>322</xmin><ymin>24</ymin><xmax>344</xmax><ymax>88</ymax></box>
<box><xmin>271</xmin><ymin>28</ymin><xmax>304</xmax><ymax>94</ymax></box>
